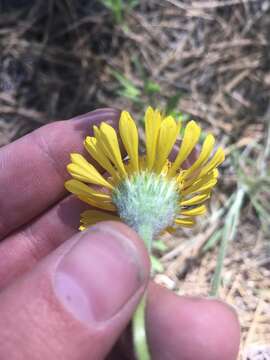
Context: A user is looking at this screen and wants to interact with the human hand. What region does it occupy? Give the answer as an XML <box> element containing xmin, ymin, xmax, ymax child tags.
<box><xmin>0</xmin><ymin>109</ymin><xmax>240</xmax><ymax>359</ymax></box>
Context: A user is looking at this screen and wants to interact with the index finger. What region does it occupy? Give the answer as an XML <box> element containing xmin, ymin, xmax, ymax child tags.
<box><xmin>0</xmin><ymin>109</ymin><xmax>120</xmax><ymax>239</ymax></box>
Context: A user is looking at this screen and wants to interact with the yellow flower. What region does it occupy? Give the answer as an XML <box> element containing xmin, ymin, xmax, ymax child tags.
<box><xmin>65</xmin><ymin>107</ymin><xmax>225</xmax><ymax>234</ymax></box>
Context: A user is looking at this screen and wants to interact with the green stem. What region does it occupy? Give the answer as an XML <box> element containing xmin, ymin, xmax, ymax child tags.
<box><xmin>138</xmin><ymin>224</ymin><xmax>153</xmax><ymax>251</ymax></box>
<box><xmin>132</xmin><ymin>224</ymin><xmax>153</xmax><ymax>360</ymax></box>
<box><xmin>132</xmin><ymin>295</ymin><xmax>150</xmax><ymax>360</ymax></box>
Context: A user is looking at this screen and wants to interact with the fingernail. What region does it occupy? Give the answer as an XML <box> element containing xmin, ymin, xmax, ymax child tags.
<box><xmin>54</xmin><ymin>226</ymin><xmax>146</xmax><ymax>324</ymax></box>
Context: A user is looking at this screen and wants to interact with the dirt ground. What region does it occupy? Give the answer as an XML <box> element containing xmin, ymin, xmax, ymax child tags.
<box><xmin>0</xmin><ymin>1</ymin><xmax>270</xmax><ymax>359</ymax></box>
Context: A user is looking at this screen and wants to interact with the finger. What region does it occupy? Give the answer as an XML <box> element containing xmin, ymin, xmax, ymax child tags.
<box><xmin>111</xmin><ymin>283</ymin><xmax>240</xmax><ymax>360</ymax></box>
<box><xmin>0</xmin><ymin>196</ymin><xmax>87</xmax><ymax>289</ymax></box>
<box><xmin>0</xmin><ymin>110</ymin><xmax>198</xmax><ymax>286</ymax></box>
<box><xmin>146</xmin><ymin>283</ymin><xmax>240</xmax><ymax>360</ymax></box>
<box><xmin>0</xmin><ymin>222</ymin><xmax>150</xmax><ymax>360</ymax></box>
<box><xmin>0</xmin><ymin>108</ymin><xmax>120</xmax><ymax>239</ymax></box>
<box><xmin>0</xmin><ymin>147</ymin><xmax>207</xmax><ymax>291</ymax></box>
<box><xmin>0</xmin><ymin>214</ymin><xmax>240</xmax><ymax>360</ymax></box>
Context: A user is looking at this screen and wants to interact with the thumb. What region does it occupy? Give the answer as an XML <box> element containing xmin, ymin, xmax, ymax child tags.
<box><xmin>0</xmin><ymin>222</ymin><xmax>150</xmax><ymax>360</ymax></box>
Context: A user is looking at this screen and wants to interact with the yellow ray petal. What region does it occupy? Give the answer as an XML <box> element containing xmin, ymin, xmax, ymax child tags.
<box><xmin>93</xmin><ymin>126</ymin><xmax>111</xmax><ymax>160</ymax></box>
<box><xmin>77</xmin><ymin>195</ymin><xmax>116</xmax><ymax>211</ymax></box>
<box><xmin>145</xmin><ymin>107</ymin><xmax>162</xmax><ymax>170</ymax></box>
<box><xmin>183</xmin><ymin>134</ymin><xmax>215</xmax><ymax>179</ymax></box>
<box><xmin>153</xmin><ymin>115</ymin><xmax>181</xmax><ymax>173</ymax></box>
<box><xmin>168</xmin><ymin>120</ymin><xmax>201</xmax><ymax>177</ymax></box>
<box><xmin>65</xmin><ymin>180</ymin><xmax>115</xmax><ymax>211</ymax></box>
<box><xmin>65</xmin><ymin>179</ymin><xmax>112</xmax><ymax>201</ymax></box>
<box><xmin>182</xmin><ymin>167</ymin><xmax>218</xmax><ymax>190</ymax></box>
<box><xmin>119</xmin><ymin>111</ymin><xmax>139</xmax><ymax>172</ymax></box>
<box><xmin>99</xmin><ymin>123</ymin><xmax>127</xmax><ymax>179</ymax></box>
<box><xmin>174</xmin><ymin>217</ymin><xmax>195</xmax><ymax>227</ymax></box>
<box><xmin>198</xmin><ymin>147</ymin><xmax>225</xmax><ymax>178</ymax></box>
<box><xmin>181</xmin><ymin>172</ymin><xmax>217</xmax><ymax>196</ymax></box>
<box><xmin>180</xmin><ymin>192</ymin><xmax>210</xmax><ymax>206</ymax></box>
<box><xmin>84</xmin><ymin>136</ymin><xmax>120</xmax><ymax>182</ymax></box>
<box><xmin>180</xmin><ymin>204</ymin><xmax>207</xmax><ymax>216</ymax></box>
<box><xmin>184</xmin><ymin>168</ymin><xmax>217</xmax><ymax>187</ymax></box>
<box><xmin>67</xmin><ymin>153</ymin><xmax>113</xmax><ymax>189</ymax></box>
<box><xmin>79</xmin><ymin>209</ymin><xmax>119</xmax><ymax>230</ymax></box>
<box><xmin>93</xmin><ymin>126</ymin><xmax>122</xmax><ymax>182</ymax></box>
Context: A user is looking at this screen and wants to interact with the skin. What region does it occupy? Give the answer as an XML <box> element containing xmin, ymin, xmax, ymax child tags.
<box><xmin>0</xmin><ymin>109</ymin><xmax>240</xmax><ymax>359</ymax></box>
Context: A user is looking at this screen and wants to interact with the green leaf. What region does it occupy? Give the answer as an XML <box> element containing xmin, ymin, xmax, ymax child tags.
<box><xmin>110</xmin><ymin>69</ymin><xmax>141</xmax><ymax>101</ymax></box>
<box><xmin>153</xmin><ymin>239</ymin><xmax>168</xmax><ymax>252</ymax></box>
<box><xmin>145</xmin><ymin>80</ymin><xmax>161</xmax><ymax>95</ymax></box>
<box><xmin>150</xmin><ymin>255</ymin><xmax>164</xmax><ymax>273</ymax></box>
<box><xmin>202</xmin><ymin>229</ymin><xmax>222</xmax><ymax>252</ymax></box>
<box><xmin>165</xmin><ymin>93</ymin><xmax>182</xmax><ymax>115</ymax></box>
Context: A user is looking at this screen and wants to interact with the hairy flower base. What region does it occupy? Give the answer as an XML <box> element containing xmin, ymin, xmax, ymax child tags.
<box><xmin>112</xmin><ymin>172</ymin><xmax>179</xmax><ymax>237</ymax></box>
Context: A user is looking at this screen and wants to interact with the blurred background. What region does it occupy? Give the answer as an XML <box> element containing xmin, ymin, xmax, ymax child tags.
<box><xmin>0</xmin><ymin>1</ymin><xmax>269</xmax><ymax>358</ymax></box>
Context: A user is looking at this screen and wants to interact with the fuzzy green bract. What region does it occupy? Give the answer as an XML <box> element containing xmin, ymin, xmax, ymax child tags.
<box><xmin>112</xmin><ymin>171</ymin><xmax>180</xmax><ymax>240</ymax></box>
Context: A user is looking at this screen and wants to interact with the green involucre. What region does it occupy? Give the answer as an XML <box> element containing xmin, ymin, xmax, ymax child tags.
<box><xmin>112</xmin><ymin>171</ymin><xmax>180</xmax><ymax>239</ymax></box>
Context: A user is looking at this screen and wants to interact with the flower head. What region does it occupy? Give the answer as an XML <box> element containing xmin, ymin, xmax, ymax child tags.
<box><xmin>65</xmin><ymin>107</ymin><xmax>225</xmax><ymax>240</ymax></box>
